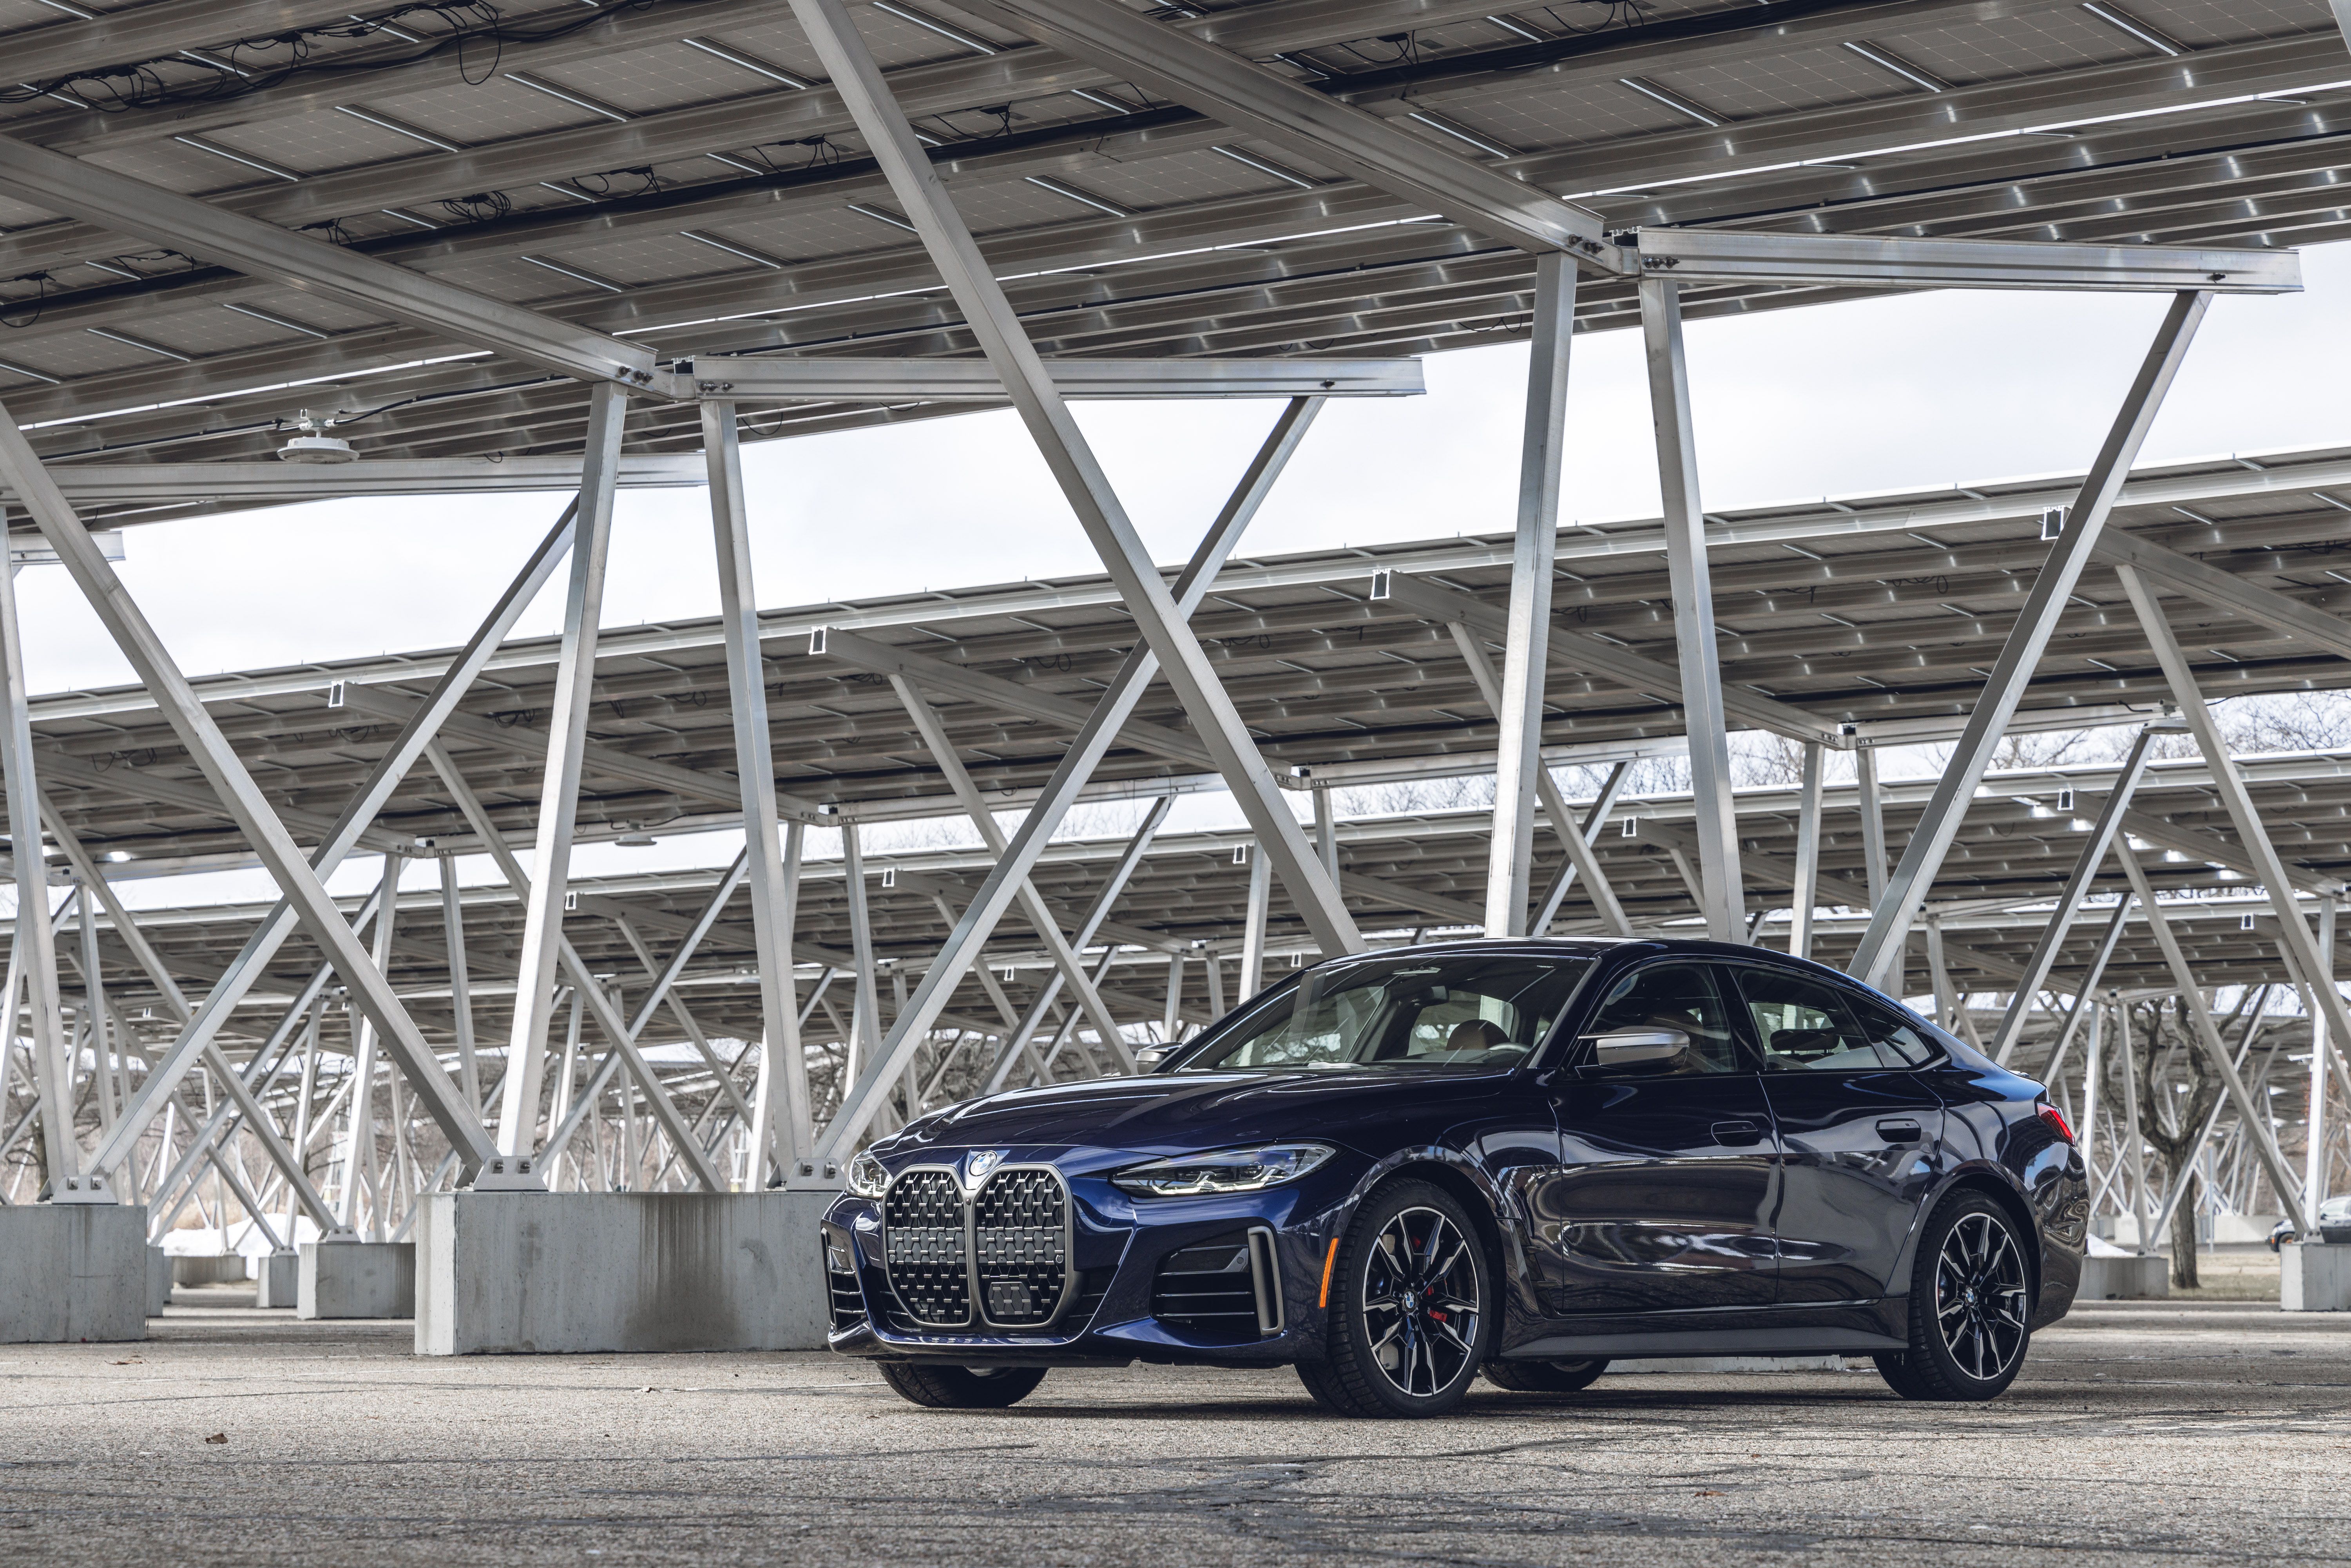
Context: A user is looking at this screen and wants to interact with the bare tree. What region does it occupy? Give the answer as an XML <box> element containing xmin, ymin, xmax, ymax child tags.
<box><xmin>2132</xmin><ymin>998</ymin><xmax>2223</xmax><ymax>1290</ymax></box>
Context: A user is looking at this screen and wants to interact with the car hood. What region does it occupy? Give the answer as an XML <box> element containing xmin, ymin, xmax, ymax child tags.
<box><xmin>880</xmin><ymin>1067</ymin><xmax>1510</xmax><ymax>1161</ymax></box>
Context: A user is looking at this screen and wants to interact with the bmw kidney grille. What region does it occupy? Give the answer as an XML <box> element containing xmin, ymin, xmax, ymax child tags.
<box><xmin>881</xmin><ymin>1164</ymin><xmax>1071</xmax><ymax>1331</ymax></box>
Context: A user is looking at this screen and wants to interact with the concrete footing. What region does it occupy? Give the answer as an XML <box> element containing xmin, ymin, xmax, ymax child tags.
<box><xmin>0</xmin><ymin>1204</ymin><xmax>148</xmax><ymax>1343</ymax></box>
<box><xmin>2283</xmin><ymin>1242</ymin><xmax>2351</xmax><ymax>1311</ymax></box>
<box><xmin>253</xmin><ymin>1252</ymin><xmax>299</xmax><ymax>1309</ymax></box>
<box><xmin>2079</xmin><ymin>1254</ymin><xmax>2171</xmax><ymax>1300</ymax></box>
<box><xmin>172</xmin><ymin>1255</ymin><xmax>246</xmax><ymax>1287</ymax></box>
<box><xmin>298</xmin><ymin>1242</ymin><xmax>415</xmax><ymax>1320</ymax></box>
<box><xmin>414</xmin><ymin>1191</ymin><xmax>832</xmax><ymax>1355</ymax></box>
<box><xmin>147</xmin><ymin>1246</ymin><xmax>171</xmax><ymax>1317</ymax></box>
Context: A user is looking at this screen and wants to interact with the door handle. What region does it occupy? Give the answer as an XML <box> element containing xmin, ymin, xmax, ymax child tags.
<box><xmin>1877</xmin><ymin>1120</ymin><xmax>1923</xmax><ymax>1144</ymax></box>
<box><xmin>1712</xmin><ymin>1120</ymin><xmax>1764</xmax><ymax>1147</ymax></box>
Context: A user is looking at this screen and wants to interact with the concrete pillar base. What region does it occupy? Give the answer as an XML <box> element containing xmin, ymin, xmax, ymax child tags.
<box><xmin>253</xmin><ymin>1252</ymin><xmax>299</xmax><ymax>1309</ymax></box>
<box><xmin>2079</xmin><ymin>1255</ymin><xmax>2170</xmax><ymax>1300</ymax></box>
<box><xmin>298</xmin><ymin>1242</ymin><xmax>415</xmax><ymax>1320</ymax></box>
<box><xmin>0</xmin><ymin>1204</ymin><xmax>148</xmax><ymax>1343</ymax></box>
<box><xmin>415</xmin><ymin>1191</ymin><xmax>833</xmax><ymax>1355</ymax></box>
<box><xmin>147</xmin><ymin>1246</ymin><xmax>171</xmax><ymax>1317</ymax></box>
<box><xmin>172</xmin><ymin>1255</ymin><xmax>246</xmax><ymax>1287</ymax></box>
<box><xmin>2282</xmin><ymin>1242</ymin><xmax>2351</xmax><ymax>1311</ymax></box>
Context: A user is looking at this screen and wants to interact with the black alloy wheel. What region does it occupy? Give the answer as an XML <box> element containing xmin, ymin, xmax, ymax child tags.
<box><xmin>1298</xmin><ymin>1179</ymin><xmax>1493</xmax><ymax>1418</ymax></box>
<box><xmin>1876</xmin><ymin>1190</ymin><xmax>2033</xmax><ymax>1402</ymax></box>
<box><xmin>1483</xmin><ymin>1357</ymin><xmax>1608</xmax><ymax>1394</ymax></box>
<box><xmin>877</xmin><ymin>1363</ymin><xmax>1049</xmax><ymax>1409</ymax></box>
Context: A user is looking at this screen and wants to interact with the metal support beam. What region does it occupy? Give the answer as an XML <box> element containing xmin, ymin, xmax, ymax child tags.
<box><xmin>2310</xmin><ymin>898</ymin><xmax>2338</xmax><ymax>1232</ymax></box>
<box><xmin>703</xmin><ymin>401</ymin><xmax>813</xmax><ymax>1179</ymax></box>
<box><xmin>1239</xmin><ymin>846</ymin><xmax>1273</xmax><ymax>1002</ymax></box>
<box><xmin>0</xmin><ymin>131</ymin><xmax>660</xmax><ymax>388</ymax></box>
<box><xmin>438</xmin><ymin>853</ymin><xmax>479</xmax><ymax>1114</ymax></box>
<box><xmin>1448</xmin><ymin>626</ymin><xmax>1629</xmax><ymax>937</ymax></box>
<box><xmin>1848</xmin><ymin>290</ymin><xmax>2212</xmax><ymax>988</ymax></box>
<box><xmin>84</xmin><ymin>498</ymin><xmax>580</xmax><ymax>1181</ymax></box>
<box><xmin>810</xmin><ymin>394</ymin><xmax>1320</xmax><ymax>1163</ymax></box>
<box><xmin>497</xmin><ymin>383</ymin><xmax>627</xmax><ymax>1162</ymax></box>
<box><xmin>689</xmin><ymin>356</ymin><xmax>1422</xmax><ymax>400</ymax></box>
<box><xmin>787</xmin><ymin>0</ymin><xmax>1362</xmax><ymax>958</ymax></box>
<box><xmin>0</xmin><ymin>400</ymin><xmax>512</xmax><ymax>1185</ymax></box>
<box><xmin>1631</xmin><ymin>228</ymin><xmax>2299</xmax><ymax>293</ymax></box>
<box><xmin>961</xmin><ymin>0</ymin><xmax>1614</xmax><ymax>260</ymax></box>
<box><xmin>1790</xmin><ymin>742</ymin><xmax>1825</xmax><ymax>961</ymax></box>
<box><xmin>334</xmin><ymin>853</ymin><xmax>401</xmax><ymax>1235</ymax></box>
<box><xmin>1486</xmin><ymin>252</ymin><xmax>1575</xmax><ymax>938</ymax></box>
<box><xmin>2041</xmin><ymin>895</ymin><xmax>2135</xmax><ymax>1086</ymax></box>
<box><xmin>2118</xmin><ymin>559</ymin><xmax>2351</xmax><ymax>1210</ymax></box>
<box><xmin>2114</xmin><ymin>839</ymin><xmax>2306</xmax><ymax>1235</ymax></box>
<box><xmin>1855</xmin><ymin>747</ymin><xmax>1889</xmax><ymax>912</ymax></box>
<box><xmin>889</xmin><ymin>676</ymin><xmax>1130</xmax><ymax>1059</ymax></box>
<box><xmin>1989</xmin><ymin>727</ymin><xmax>2163</xmax><ymax>1065</ymax></box>
<box><xmin>0</xmin><ymin>536</ymin><xmax>80</xmax><ymax>1197</ymax></box>
<box><xmin>840</xmin><ymin>819</ymin><xmax>883</xmax><ymax>1085</ymax></box>
<box><xmin>1639</xmin><ymin>277</ymin><xmax>1742</xmax><ymax>941</ymax></box>
<box><xmin>1532</xmin><ymin>761</ymin><xmax>1633</xmax><ymax>936</ymax></box>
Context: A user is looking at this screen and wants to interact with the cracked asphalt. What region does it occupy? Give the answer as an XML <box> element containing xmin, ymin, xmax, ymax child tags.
<box><xmin>4</xmin><ymin>1293</ymin><xmax>2346</xmax><ymax>1566</ymax></box>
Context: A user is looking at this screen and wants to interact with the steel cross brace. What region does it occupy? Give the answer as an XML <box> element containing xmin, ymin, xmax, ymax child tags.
<box><xmin>425</xmin><ymin>740</ymin><xmax>725</xmax><ymax>1190</ymax></box>
<box><xmin>83</xmin><ymin>498</ymin><xmax>581</xmax><ymax>1182</ymax></box>
<box><xmin>808</xmin><ymin>393</ymin><xmax>1326</xmax><ymax>1165</ymax></box>
<box><xmin>787</xmin><ymin>0</ymin><xmax>1362</xmax><ymax>960</ymax></box>
<box><xmin>1988</xmin><ymin>726</ymin><xmax>2168</xmax><ymax>1065</ymax></box>
<box><xmin>889</xmin><ymin>675</ymin><xmax>1131</xmax><ymax>1060</ymax></box>
<box><xmin>0</xmin><ymin>405</ymin><xmax>517</xmax><ymax>1187</ymax></box>
<box><xmin>1847</xmin><ymin>290</ymin><xmax>2213</xmax><ymax>988</ymax></box>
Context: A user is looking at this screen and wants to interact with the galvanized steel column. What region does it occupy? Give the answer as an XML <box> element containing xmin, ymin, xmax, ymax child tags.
<box><xmin>1639</xmin><ymin>277</ymin><xmax>1744</xmax><ymax>941</ymax></box>
<box><xmin>1485</xmin><ymin>252</ymin><xmax>1576</xmax><ymax>938</ymax></box>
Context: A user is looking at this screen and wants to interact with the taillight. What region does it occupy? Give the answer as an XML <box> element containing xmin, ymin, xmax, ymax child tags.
<box><xmin>2039</xmin><ymin>1104</ymin><xmax>2076</xmax><ymax>1143</ymax></box>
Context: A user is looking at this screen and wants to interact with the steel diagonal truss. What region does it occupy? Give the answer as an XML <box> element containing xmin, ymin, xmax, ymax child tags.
<box><xmin>0</xmin><ymin>404</ymin><xmax>518</xmax><ymax>1187</ymax></box>
<box><xmin>703</xmin><ymin>402</ymin><xmax>814</xmax><ymax>1179</ymax></box>
<box><xmin>810</xmin><ymin>393</ymin><xmax>1326</xmax><ymax>1163</ymax></box>
<box><xmin>789</xmin><ymin>0</ymin><xmax>1361</xmax><ymax>959</ymax></box>
<box><xmin>426</xmin><ymin>740</ymin><xmax>725</xmax><ymax>1190</ymax></box>
<box><xmin>1987</xmin><ymin>727</ymin><xmax>2168</xmax><ymax>1065</ymax></box>
<box><xmin>496</xmin><ymin>383</ymin><xmax>628</xmax><ymax>1161</ymax></box>
<box><xmin>0</xmin><ymin>130</ymin><xmax>660</xmax><ymax>389</ymax></box>
<box><xmin>1847</xmin><ymin>290</ymin><xmax>2213</xmax><ymax>987</ymax></box>
<box><xmin>83</xmin><ymin>499</ymin><xmax>583</xmax><ymax>1184</ymax></box>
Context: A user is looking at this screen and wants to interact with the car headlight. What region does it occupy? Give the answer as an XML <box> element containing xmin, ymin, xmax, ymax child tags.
<box><xmin>1109</xmin><ymin>1142</ymin><xmax>1335</xmax><ymax>1198</ymax></box>
<box><xmin>846</xmin><ymin>1152</ymin><xmax>890</xmax><ymax>1199</ymax></box>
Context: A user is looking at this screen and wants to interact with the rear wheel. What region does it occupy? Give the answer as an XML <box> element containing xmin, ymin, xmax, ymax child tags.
<box><xmin>877</xmin><ymin>1363</ymin><xmax>1048</xmax><ymax>1409</ymax></box>
<box><xmin>1483</xmin><ymin>1358</ymin><xmax>1607</xmax><ymax>1394</ymax></box>
<box><xmin>1884</xmin><ymin>1191</ymin><xmax>2033</xmax><ymax>1402</ymax></box>
<box><xmin>1297</xmin><ymin>1179</ymin><xmax>1493</xmax><ymax>1419</ymax></box>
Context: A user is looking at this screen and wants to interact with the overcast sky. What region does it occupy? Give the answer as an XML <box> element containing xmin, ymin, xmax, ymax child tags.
<box><xmin>26</xmin><ymin>241</ymin><xmax>2351</xmax><ymax>909</ymax></box>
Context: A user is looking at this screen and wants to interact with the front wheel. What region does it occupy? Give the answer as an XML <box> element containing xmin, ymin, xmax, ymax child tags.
<box><xmin>1297</xmin><ymin>1179</ymin><xmax>1493</xmax><ymax>1419</ymax></box>
<box><xmin>1483</xmin><ymin>1358</ymin><xmax>1607</xmax><ymax>1394</ymax></box>
<box><xmin>877</xmin><ymin>1363</ymin><xmax>1048</xmax><ymax>1409</ymax></box>
<box><xmin>1884</xmin><ymin>1191</ymin><xmax>2034</xmax><ymax>1402</ymax></box>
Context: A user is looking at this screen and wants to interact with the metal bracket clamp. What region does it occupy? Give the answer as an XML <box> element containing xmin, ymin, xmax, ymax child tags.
<box><xmin>466</xmin><ymin>1155</ymin><xmax>549</xmax><ymax>1192</ymax></box>
<box><xmin>45</xmin><ymin>1171</ymin><xmax>116</xmax><ymax>1204</ymax></box>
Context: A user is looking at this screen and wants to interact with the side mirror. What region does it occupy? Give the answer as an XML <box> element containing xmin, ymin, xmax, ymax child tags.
<box><xmin>1577</xmin><ymin>1028</ymin><xmax>1692</xmax><ymax>1076</ymax></box>
<box><xmin>1134</xmin><ymin>1046</ymin><xmax>1175</xmax><ymax>1072</ymax></box>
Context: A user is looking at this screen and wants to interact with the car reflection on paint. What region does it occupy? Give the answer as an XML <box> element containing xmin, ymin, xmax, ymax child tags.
<box><xmin>820</xmin><ymin>937</ymin><xmax>2087</xmax><ymax>1418</ymax></box>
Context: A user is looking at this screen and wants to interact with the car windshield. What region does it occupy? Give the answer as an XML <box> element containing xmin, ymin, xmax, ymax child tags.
<box><xmin>1178</xmin><ymin>953</ymin><xmax>1595</xmax><ymax>1073</ymax></box>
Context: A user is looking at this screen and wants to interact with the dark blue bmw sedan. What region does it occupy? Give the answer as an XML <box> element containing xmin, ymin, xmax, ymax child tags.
<box><xmin>821</xmin><ymin>937</ymin><xmax>2088</xmax><ymax>1418</ymax></box>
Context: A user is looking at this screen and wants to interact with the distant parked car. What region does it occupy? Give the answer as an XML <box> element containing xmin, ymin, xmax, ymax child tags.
<box><xmin>2269</xmin><ymin>1196</ymin><xmax>2351</xmax><ymax>1250</ymax></box>
<box><xmin>822</xmin><ymin>937</ymin><xmax>2087</xmax><ymax>1417</ymax></box>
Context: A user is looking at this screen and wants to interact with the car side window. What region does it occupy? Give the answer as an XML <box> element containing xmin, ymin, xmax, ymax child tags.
<box><xmin>1579</xmin><ymin>962</ymin><xmax>1743</xmax><ymax>1074</ymax></box>
<box><xmin>1842</xmin><ymin>992</ymin><xmax>1938</xmax><ymax>1066</ymax></box>
<box><xmin>1732</xmin><ymin>967</ymin><xmax>1889</xmax><ymax>1071</ymax></box>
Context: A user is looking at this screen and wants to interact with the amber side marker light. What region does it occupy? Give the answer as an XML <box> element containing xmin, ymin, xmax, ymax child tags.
<box><xmin>1318</xmin><ymin>1238</ymin><xmax>1341</xmax><ymax>1309</ymax></box>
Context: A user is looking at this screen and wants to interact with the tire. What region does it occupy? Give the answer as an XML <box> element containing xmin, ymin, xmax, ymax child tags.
<box><xmin>876</xmin><ymin>1362</ymin><xmax>1049</xmax><ymax>1409</ymax></box>
<box><xmin>1295</xmin><ymin>1179</ymin><xmax>1494</xmax><ymax>1418</ymax></box>
<box><xmin>1483</xmin><ymin>1357</ymin><xmax>1607</xmax><ymax>1394</ymax></box>
<box><xmin>1886</xmin><ymin>1191</ymin><xmax>2034</xmax><ymax>1402</ymax></box>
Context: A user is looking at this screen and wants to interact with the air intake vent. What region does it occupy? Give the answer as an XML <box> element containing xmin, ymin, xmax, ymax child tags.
<box><xmin>1152</xmin><ymin>1230</ymin><xmax>1263</xmax><ymax>1342</ymax></box>
<box><xmin>884</xmin><ymin>1169</ymin><xmax>971</xmax><ymax>1327</ymax></box>
<box><xmin>974</xmin><ymin>1167</ymin><xmax>1070</xmax><ymax>1327</ymax></box>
